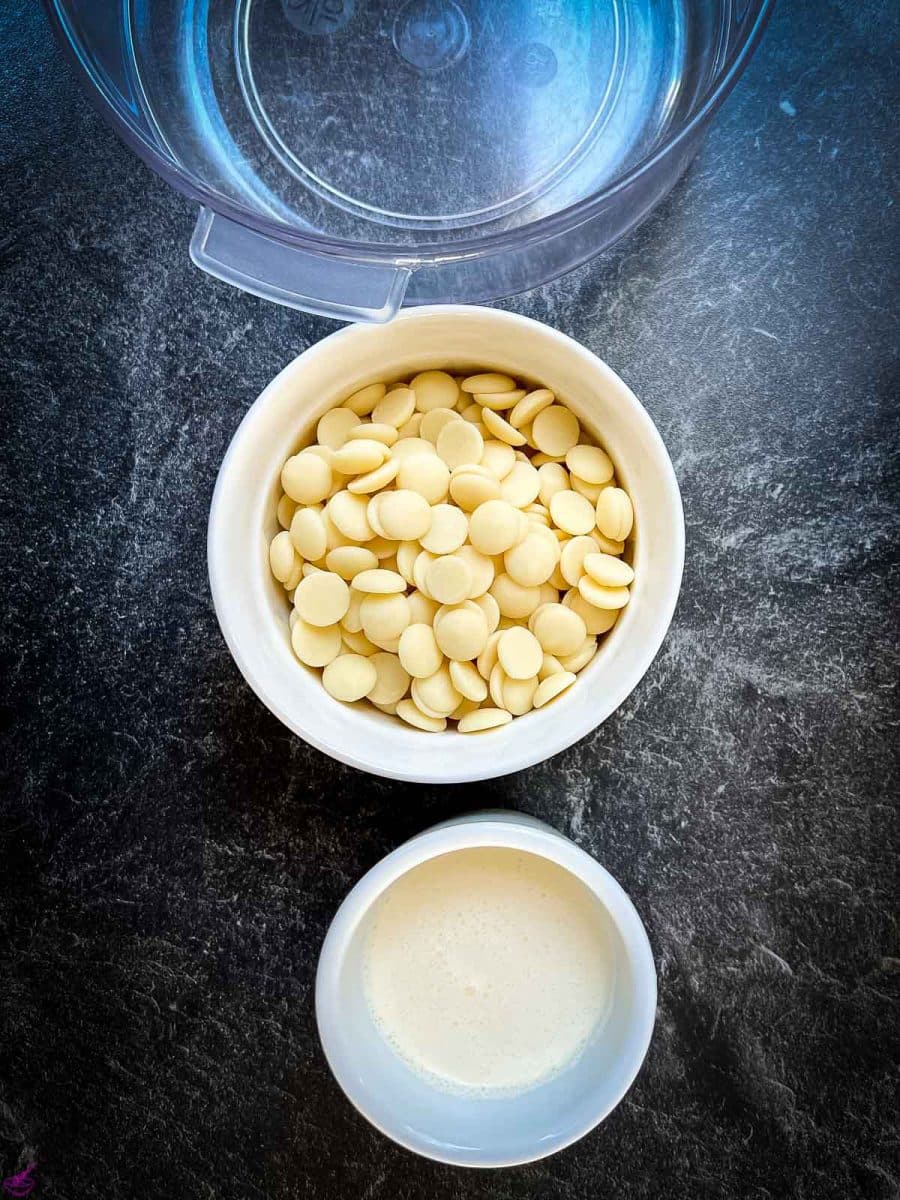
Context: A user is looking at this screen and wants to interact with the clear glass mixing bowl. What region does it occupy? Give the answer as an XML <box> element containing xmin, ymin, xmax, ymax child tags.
<box><xmin>46</xmin><ymin>0</ymin><xmax>772</xmax><ymax>321</ymax></box>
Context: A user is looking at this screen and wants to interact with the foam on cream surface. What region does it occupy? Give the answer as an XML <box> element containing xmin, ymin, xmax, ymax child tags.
<box><xmin>363</xmin><ymin>847</ymin><xmax>614</xmax><ymax>1095</ymax></box>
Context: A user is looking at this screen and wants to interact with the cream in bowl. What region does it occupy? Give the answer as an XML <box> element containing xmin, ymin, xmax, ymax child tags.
<box><xmin>268</xmin><ymin>365</ymin><xmax>636</xmax><ymax>733</ymax></box>
<box><xmin>363</xmin><ymin>845</ymin><xmax>614</xmax><ymax>1095</ymax></box>
<box><xmin>315</xmin><ymin>812</ymin><xmax>657</xmax><ymax>1166</ymax></box>
<box><xmin>207</xmin><ymin>306</ymin><xmax>684</xmax><ymax>782</ymax></box>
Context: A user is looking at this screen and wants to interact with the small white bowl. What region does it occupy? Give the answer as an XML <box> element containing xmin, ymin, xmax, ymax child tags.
<box><xmin>208</xmin><ymin>306</ymin><xmax>684</xmax><ymax>782</ymax></box>
<box><xmin>315</xmin><ymin>811</ymin><xmax>657</xmax><ymax>1167</ymax></box>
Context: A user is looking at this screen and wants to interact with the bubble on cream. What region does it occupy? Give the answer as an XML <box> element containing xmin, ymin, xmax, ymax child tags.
<box><xmin>363</xmin><ymin>847</ymin><xmax>614</xmax><ymax>1096</ymax></box>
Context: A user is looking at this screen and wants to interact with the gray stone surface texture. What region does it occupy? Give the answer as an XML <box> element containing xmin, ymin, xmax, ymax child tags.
<box><xmin>0</xmin><ymin>1</ymin><xmax>898</xmax><ymax>1198</ymax></box>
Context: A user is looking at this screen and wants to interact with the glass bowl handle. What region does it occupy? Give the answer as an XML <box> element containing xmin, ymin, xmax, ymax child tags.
<box><xmin>189</xmin><ymin>209</ymin><xmax>410</xmax><ymax>323</ymax></box>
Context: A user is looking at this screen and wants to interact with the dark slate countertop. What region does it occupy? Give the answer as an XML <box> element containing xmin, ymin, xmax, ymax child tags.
<box><xmin>1</xmin><ymin>2</ymin><xmax>898</xmax><ymax>1197</ymax></box>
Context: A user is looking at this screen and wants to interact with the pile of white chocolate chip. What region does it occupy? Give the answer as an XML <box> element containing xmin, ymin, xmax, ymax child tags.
<box><xmin>269</xmin><ymin>371</ymin><xmax>634</xmax><ymax>733</ymax></box>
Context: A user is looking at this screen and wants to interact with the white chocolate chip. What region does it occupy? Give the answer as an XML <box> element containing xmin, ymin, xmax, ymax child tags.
<box><xmin>412</xmin><ymin>665</ymin><xmax>462</xmax><ymax>718</ymax></box>
<box><xmin>283</xmin><ymin>560</ymin><xmax>304</xmax><ymax>590</ymax></box>
<box><xmin>533</xmin><ymin>671</ymin><xmax>577</xmax><ymax>708</ymax></box>
<box><xmin>419</xmin><ymin>504</ymin><xmax>469</xmax><ymax>555</ymax></box>
<box><xmin>396</xmin><ymin>540</ymin><xmax>420</xmax><ymax>584</ymax></box>
<box><xmin>449</xmin><ymin>697</ymin><xmax>480</xmax><ymax>721</ymax></box>
<box><xmin>398</xmin><ymin>622</ymin><xmax>444</xmax><ymax>678</ymax></box>
<box><xmin>352</xmin><ymin>569</ymin><xmax>407</xmax><ymax>594</ymax></box>
<box><xmin>504</xmin><ymin>527</ymin><xmax>559</xmax><ymax>587</ymax></box>
<box><xmin>412</xmin><ymin>549</ymin><xmax>435</xmax><ymax>597</ymax></box>
<box><xmin>397</xmin><ymin>453</ymin><xmax>450</xmax><ymax>504</ymax></box>
<box><xmin>537</xmin><ymin>461</ymin><xmax>570</xmax><ymax>506</ymax></box>
<box><xmin>419</xmin><ymin>407</ymin><xmax>461</xmax><ymax>444</ymax></box>
<box><xmin>482</xmin><ymin>408</ymin><xmax>528</xmax><ymax>446</ymax></box>
<box><xmin>365</xmin><ymin>493</ymin><xmax>390</xmax><ymax>540</ymax></box>
<box><xmin>295</xmin><ymin>571</ymin><xmax>351</xmax><ymax>626</ymax></box>
<box><xmin>282</xmin><ymin>451</ymin><xmax>332</xmax><ymax>504</ymax></box>
<box><xmin>497</xmin><ymin>626</ymin><xmax>543</xmax><ymax>680</ymax></box>
<box><xmin>367</xmin><ymin>535</ymin><xmax>399</xmax><ymax>560</ymax></box>
<box><xmin>539</xmin><ymin>653</ymin><xmax>565</xmax><ymax>680</ymax></box>
<box><xmin>330</xmin><ymin>438</ymin><xmax>388</xmax><ymax>475</ymax></box>
<box><xmin>472</xmin><ymin>591</ymin><xmax>501</xmax><ymax>634</ymax></box>
<box><xmin>532</xmin><ymin>603</ymin><xmax>587</xmax><ymax>657</ymax></box>
<box><xmin>560</xmin><ymin>534</ymin><xmax>599</xmax><ymax>586</ymax></box>
<box><xmin>475</xmin><ymin>388</ymin><xmax>526</xmax><ymax>412</ymax></box>
<box><xmin>563</xmin><ymin>588</ymin><xmax>621</xmax><ymax>635</ymax></box>
<box><xmin>469</xmin><ymin>499</ymin><xmax>522</xmax><ymax>556</ymax></box>
<box><xmin>489</xmin><ymin>661</ymin><xmax>508</xmax><ymax>708</ymax></box>
<box><xmin>503</xmin><ymin>673</ymin><xmax>539</xmax><ymax>716</ymax></box>
<box><xmin>317</xmin><ymin>407</ymin><xmax>360</xmax><ymax>450</ymax></box>
<box><xmin>457</xmin><ymin>708</ymin><xmax>513</xmax><ymax>733</ymax></box>
<box><xmin>549</xmin><ymin>489</ymin><xmax>596</xmax><ymax>536</ymax></box>
<box><xmin>461</xmin><ymin>373</ymin><xmax>517</xmax><ymax>394</ymax></box>
<box><xmin>373</xmin><ymin>386</ymin><xmax>416</xmax><ymax>428</ymax></box>
<box><xmin>322</xmin><ymin>654</ymin><xmax>378</xmax><ymax>702</ymax></box>
<box><xmin>583</xmin><ymin>552</ymin><xmax>635</xmax><ymax>587</ymax></box>
<box><xmin>454</xmin><ymin>544</ymin><xmax>495</xmax><ymax>597</ymax></box>
<box><xmin>449</xmin><ymin>660</ymin><xmax>488</xmax><ymax>702</ymax></box>
<box><xmin>277</xmin><ymin>494</ymin><xmax>298</xmax><ymax>529</ymax></box>
<box><xmin>490</xmin><ymin>573</ymin><xmax>541</xmax><ymax>619</ymax></box>
<box><xmin>378</xmin><ymin>490</ymin><xmax>433</xmax><ymax>541</ymax></box>
<box><xmin>531</xmin><ymin>405</ymin><xmax>580</xmax><ymax>457</ymax></box>
<box><xmin>578</xmin><ymin>576</ymin><xmax>631</xmax><ymax>610</ymax></box>
<box><xmin>328</xmin><ymin>490</ymin><xmax>375</xmax><ymax>542</ymax></box>
<box><xmin>346</xmin><ymin>422</ymin><xmax>398</xmax><ymax>446</ymax></box>
<box><xmin>395</xmin><ymin>413</ymin><xmax>423</xmax><ymax>439</ymax></box>
<box><xmin>343</xmin><ymin>382</ymin><xmax>386</xmax><ymax>416</ymax></box>
<box><xmin>509</xmin><ymin>388</ymin><xmax>555</xmax><ymax>429</ymax></box>
<box><xmin>346</xmin><ymin>457</ymin><xmax>400</xmax><ymax>494</ymax></box>
<box><xmin>269</xmin><ymin>530</ymin><xmax>298</xmax><ymax>583</ymax></box>
<box><xmin>593</xmin><ymin>530</ymin><xmax>626</xmax><ymax>556</ymax></box>
<box><xmin>436</xmin><ymin>420</ymin><xmax>484</xmax><ymax>470</ymax></box>
<box><xmin>480</xmin><ymin>440</ymin><xmax>517</xmax><ymax>480</ymax></box>
<box><xmin>341</xmin><ymin>628</ymin><xmax>379</xmax><ymax>657</ymax></box>
<box><xmin>476</xmin><ymin>630</ymin><xmax>503</xmax><ymax>679</ymax></box>
<box><xmin>426</xmin><ymin>555</ymin><xmax>473</xmax><ymax>605</ymax></box>
<box><xmin>341</xmin><ymin>590</ymin><xmax>363</xmax><ymax>633</ymax></box>
<box><xmin>290</xmin><ymin>508</ymin><xmax>327</xmax><ymax>562</ymax></box>
<box><xmin>500</xmin><ymin>460</ymin><xmax>541</xmax><ymax>508</ymax></box>
<box><xmin>596</xmin><ymin>487</ymin><xmax>634</xmax><ymax>541</ymax></box>
<box><xmin>570</xmin><ymin>475</ymin><xmax>606</xmax><ymax>504</ymax></box>
<box><xmin>396</xmin><ymin>699</ymin><xmax>446</xmax><ymax>732</ymax></box>
<box><xmin>411</xmin><ymin>370</ymin><xmax>460</xmax><ymax>412</ymax></box>
<box><xmin>434</xmin><ymin>605</ymin><xmax>489</xmax><ymax>661</ymax></box>
<box><xmin>407</xmin><ymin>589</ymin><xmax>439</xmax><ymax>626</ymax></box>
<box><xmin>291</xmin><ymin>618</ymin><xmax>342</xmax><ymax>668</ymax></box>
<box><xmin>448</xmin><ymin>469</ymin><xmax>501</xmax><ymax>511</ymax></box>
<box><xmin>391</xmin><ymin>436</ymin><xmax>435</xmax><ymax>460</ymax></box>
<box><xmin>566</xmin><ymin>444</ymin><xmax>614</xmax><ymax>485</ymax></box>
<box><xmin>360</xmin><ymin>592</ymin><xmax>412</xmax><ymax>642</ymax></box>
<box><xmin>559</xmin><ymin>638</ymin><xmax>599</xmax><ymax>673</ymax></box>
<box><xmin>367</xmin><ymin>653</ymin><xmax>411</xmax><ymax>706</ymax></box>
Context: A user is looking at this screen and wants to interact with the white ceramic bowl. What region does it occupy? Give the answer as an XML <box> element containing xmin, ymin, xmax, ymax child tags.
<box><xmin>315</xmin><ymin>811</ymin><xmax>657</xmax><ymax>1167</ymax></box>
<box><xmin>208</xmin><ymin>306</ymin><xmax>684</xmax><ymax>782</ymax></box>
